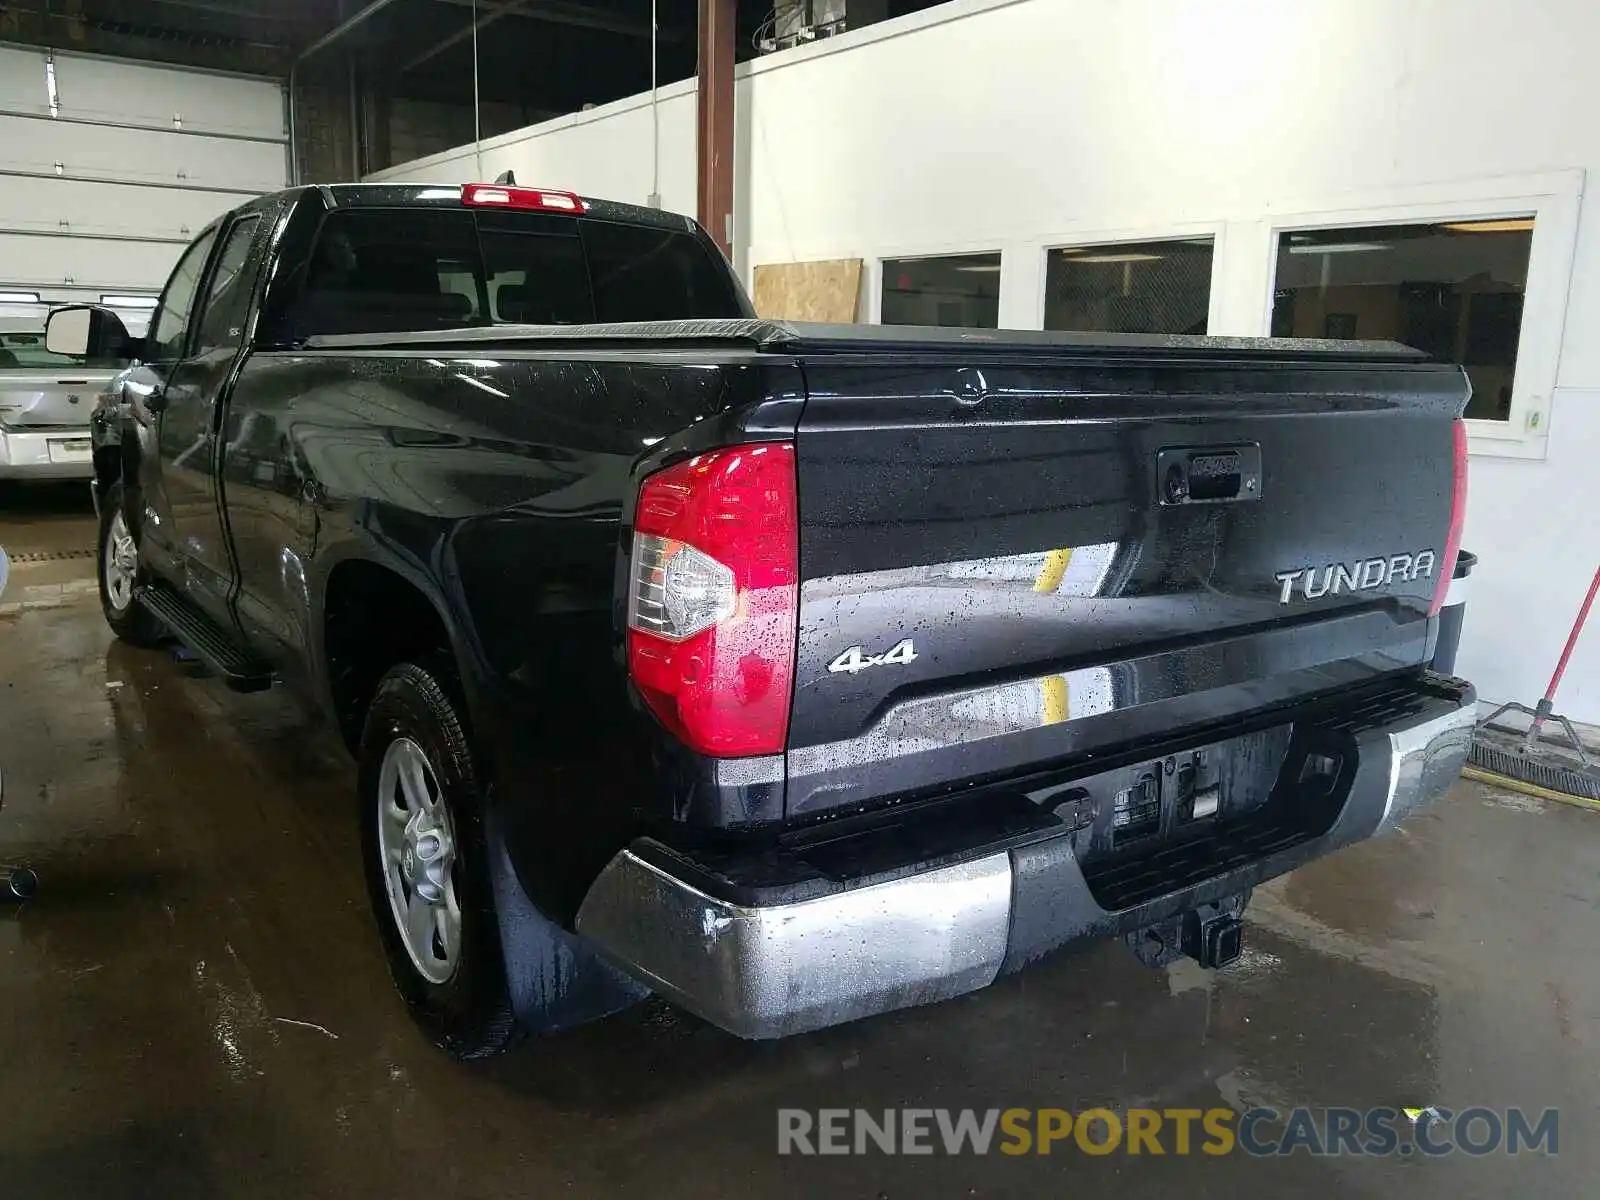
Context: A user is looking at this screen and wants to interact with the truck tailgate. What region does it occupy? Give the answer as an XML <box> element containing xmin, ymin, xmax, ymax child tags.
<box><xmin>786</xmin><ymin>344</ymin><xmax>1468</xmax><ymax>818</ymax></box>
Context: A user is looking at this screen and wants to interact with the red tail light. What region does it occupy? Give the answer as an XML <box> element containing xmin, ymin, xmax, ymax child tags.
<box><xmin>1429</xmin><ymin>419</ymin><xmax>1469</xmax><ymax>617</ymax></box>
<box><xmin>462</xmin><ymin>183</ymin><xmax>587</xmax><ymax>213</ymax></box>
<box><xmin>626</xmin><ymin>443</ymin><xmax>798</xmax><ymax>757</ymax></box>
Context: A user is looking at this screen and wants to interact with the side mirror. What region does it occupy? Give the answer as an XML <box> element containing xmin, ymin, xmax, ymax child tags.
<box><xmin>45</xmin><ymin>306</ymin><xmax>92</xmax><ymax>356</ymax></box>
<box><xmin>45</xmin><ymin>305</ymin><xmax>140</xmax><ymax>365</ymax></box>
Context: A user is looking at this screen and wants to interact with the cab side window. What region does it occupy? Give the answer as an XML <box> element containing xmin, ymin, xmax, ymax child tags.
<box><xmin>148</xmin><ymin>228</ymin><xmax>220</xmax><ymax>361</ymax></box>
<box><xmin>193</xmin><ymin>216</ymin><xmax>262</xmax><ymax>355</ymax></box>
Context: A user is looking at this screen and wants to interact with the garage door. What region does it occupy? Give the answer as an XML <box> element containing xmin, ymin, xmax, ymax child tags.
<box><xmin>0</xmin><ymin>45</ymin><xmax>287</xmax><ymax>311</ymax></box>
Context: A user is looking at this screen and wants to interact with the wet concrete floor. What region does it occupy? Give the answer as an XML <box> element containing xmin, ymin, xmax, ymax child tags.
<box><xmin>0</xmin><ymin>484</ymin><xmax>1594</xmax><ymax>1198</ymax></box>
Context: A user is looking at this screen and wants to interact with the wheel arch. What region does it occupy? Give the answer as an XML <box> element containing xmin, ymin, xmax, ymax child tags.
<box><xmin>317</xmin><ymin>550</ymin><xmax>474</xmax><ymax>752</ymax></box>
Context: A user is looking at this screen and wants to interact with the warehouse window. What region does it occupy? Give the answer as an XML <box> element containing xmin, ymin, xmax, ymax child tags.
<box><xmin>1271</xmin><ymin>220</ymin><xmax>1533</xmax><ymax>423</ymax></box>
<box><xmin>880</xmin><ymin>253</ymin><xmax>1001</xmax><ymax>328</ymax></box>
<box><xmin>1044</xmin><ymin>238</ymin><xmax>1214</xmax><ymax>335</ymax></box>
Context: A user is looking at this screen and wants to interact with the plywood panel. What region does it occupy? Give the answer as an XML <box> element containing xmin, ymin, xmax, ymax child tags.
<box><xmin>753</xmin><ymin>258</ymin><xmax>862</xmax><ymax>323</ymax></box>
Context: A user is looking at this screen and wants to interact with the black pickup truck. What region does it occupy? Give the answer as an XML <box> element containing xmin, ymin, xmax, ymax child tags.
<box><xmin>54</xmin><ymin>181</ymin><xmax>1475</xmax><ymax>1058</ymax></box>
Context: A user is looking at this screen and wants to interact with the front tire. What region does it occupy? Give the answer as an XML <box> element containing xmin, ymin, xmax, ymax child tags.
<box><xmin>359</xmin><ymin>661</ymin><xmax>519</xmax><ymax>1059</ymax></box>
<box><xmin>97</xmin><ymin>480</ymin><xmax>164</xmax><ymax>647</ymax></box>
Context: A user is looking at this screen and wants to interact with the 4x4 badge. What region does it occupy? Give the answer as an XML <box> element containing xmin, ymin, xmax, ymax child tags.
<box><xmin>828</xmin><ymin>639</ymin><xmax>917</xmax><ymax>675</ymax></box>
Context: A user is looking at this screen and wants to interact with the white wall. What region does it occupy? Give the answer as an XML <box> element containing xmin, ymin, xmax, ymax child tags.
<box><xmin>368</xmin><ymin>81</ymin><xmax>699</xmax><ymax>217</ymax></box>
<box><xmin>372</xmin><ymin>0</ymin><xmax>1600</xmax><ymax>722</ymax></box>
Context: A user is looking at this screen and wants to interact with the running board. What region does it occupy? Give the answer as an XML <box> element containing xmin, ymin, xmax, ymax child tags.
<box><xmin>135</xmin><ymin>584</ymin><xmax>273</xmax><ymax>692</ymax></box>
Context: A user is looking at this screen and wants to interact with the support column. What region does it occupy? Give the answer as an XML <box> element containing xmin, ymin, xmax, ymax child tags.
<box><xmin>696</xmin><ymin>0</ymin><xmax>736</xmax><ymax>255</ymax></box>
<box><xmin>347</xmin><ymin>54</ymin><xmax>363</xmax><ymax>179</ymax></box>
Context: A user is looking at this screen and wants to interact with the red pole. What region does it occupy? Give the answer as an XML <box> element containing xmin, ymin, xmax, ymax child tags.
<box><xmin>1541</xmin><ymin>563</ymin><xmax>1600</xmax><ymax>706</ymax></box>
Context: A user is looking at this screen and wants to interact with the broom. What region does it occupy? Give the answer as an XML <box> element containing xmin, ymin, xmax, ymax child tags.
<box><xmin>1466</xmin><ymin>563</ymin><xmax>1600</xmax><ymax>806</ymax></box>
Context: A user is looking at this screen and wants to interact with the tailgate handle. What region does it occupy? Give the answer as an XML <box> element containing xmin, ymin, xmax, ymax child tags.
<box><xmin>1158</xmin><ymin>445</ymin><xmax>1261</xmax><ymax>505</ymax></box>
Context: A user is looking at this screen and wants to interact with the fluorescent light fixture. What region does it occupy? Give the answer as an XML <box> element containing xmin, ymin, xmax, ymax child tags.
<box><xmin>0</xmin><ymin>291</ymin><xmax>43</xmax><ymax>303</ymax></box>
<box><xmin>45</xmin><ymin>58</ymin><xmax>59</xmax><ymax>118</ymax></box>
<box><xmin>1286</xmin><ymin>242</ymin><xmax>1391</xmax><ymax>255</ymax></box>
<box><xmin>955</xmin><ymin>264</ymin><xmax>1002</xmax><ymax>273</ymax></box>
<box><xmin>1441</xmin><ymin>218</ymin><xmax>1535</xmax><ymax>234</ymax></box>
<box><xmin>99</xmin><ymin>294</ymin><xmax>159</xmax><ymax>308</ymax></box>
<box><xmin>1069</xmin><ymin>253</ymin><xmax>1164</xmax><ymax>264</ymax></box>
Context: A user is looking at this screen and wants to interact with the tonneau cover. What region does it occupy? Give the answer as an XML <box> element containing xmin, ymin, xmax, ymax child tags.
<box><xmin>302</xmin><ymin>319</ymin><xmax>1426</xmax><ymax>363</ymax></box>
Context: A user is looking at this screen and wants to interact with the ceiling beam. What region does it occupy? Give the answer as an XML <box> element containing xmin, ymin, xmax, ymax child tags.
<box><xmin>426</xmin><ymin>0</ymin><xmax>678</xmax><ymax>39</ymax></box>
<box><xmin>136</xmin><ymin>0</ymin><xmax>305</xmax><ymax>22</ymax></box>
<box><xmin>295</xmin><ymin>0</ymin><xmax>406</xmax><ymax>64</ymax></box>
<box><xmin>399</xmin><ymin>0</ymin><xmax>529</xmax><ymax>74</ymax></box>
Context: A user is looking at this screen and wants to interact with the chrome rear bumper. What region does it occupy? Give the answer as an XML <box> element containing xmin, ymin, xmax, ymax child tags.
<box><xmin>1376</xmin><ymin>695</ymin><xmax>1478</xmax><ymax>832</ymax></box>
<box><xmin>576</xmin><ymin>679</ymin><xmax>1476</xmax><ymax>1039</ymax></box>
<box><xmin>577</xmin><ymin>851</ymin><xmax>1013</xmax><ymax>1039</ymax></box>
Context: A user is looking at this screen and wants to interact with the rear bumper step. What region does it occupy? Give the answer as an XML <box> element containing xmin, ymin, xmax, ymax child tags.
<box><xmin>576</xmin><ymin>675</ymin><xmax>1476</xmax><ymax>1039</ymax></box>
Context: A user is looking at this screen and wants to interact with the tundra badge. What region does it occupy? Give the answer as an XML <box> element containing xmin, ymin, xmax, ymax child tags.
<box><xmin>1276</xmin><ymin>550</ymin><xmax>1437</xmax><ymax>603</ymax></box>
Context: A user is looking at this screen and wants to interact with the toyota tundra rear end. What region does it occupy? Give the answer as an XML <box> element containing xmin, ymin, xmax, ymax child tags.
<box><xmin>576</xmin><ymin>322</ymin><xmax>1475</xmax><ymax>1039</ymax></box>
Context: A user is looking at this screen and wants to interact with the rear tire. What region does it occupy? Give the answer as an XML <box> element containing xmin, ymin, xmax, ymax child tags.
<box><xmin>97</xmin><ymin>480</ymin><xmax>164</xmax><ymax>647</ymax></box>
<box><xmin>359</xmin><ymin>661</ymin><xmax>520</xmax><ymax>1059</ymax></box>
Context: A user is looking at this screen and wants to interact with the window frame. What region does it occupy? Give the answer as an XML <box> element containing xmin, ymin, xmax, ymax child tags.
<box><xmin>1033</xmin><ymin>224</ymin><xmax>1224</xmax><ymax>335</ymax></box>
<box><xmin>1259</xmin><ymin>171</ymin><xmax>1582</xmax><ymax>461</ymax></box>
